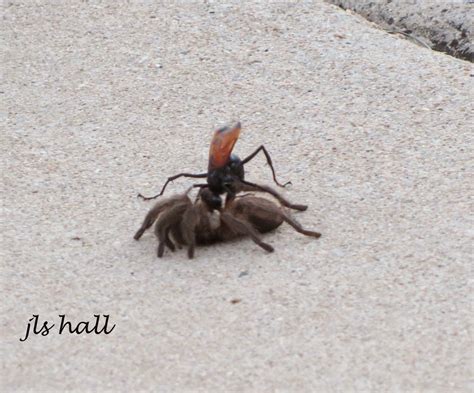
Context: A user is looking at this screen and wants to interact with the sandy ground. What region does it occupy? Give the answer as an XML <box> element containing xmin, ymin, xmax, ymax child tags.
<box><xmin>327</xmin><ymin>0</ymin><xmax>474</xmax><ymax>61</ymax></box>
<box><xmin>1</xmin><ymin>1</ymin><xmax>473</xmax><ymax>392</ymax></box>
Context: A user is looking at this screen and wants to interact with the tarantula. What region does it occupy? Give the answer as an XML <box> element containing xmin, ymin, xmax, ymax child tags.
<box><xmin>134</xmin><ymin>186</ymin><xmax>321</xmax><ymax>259</ymax></box>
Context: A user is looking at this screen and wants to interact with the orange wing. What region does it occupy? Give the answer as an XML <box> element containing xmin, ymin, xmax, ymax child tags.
<box><xmin>208</xmin><ymin>122</ymin><xmax>241</xmax><ymax>170</ymax></box>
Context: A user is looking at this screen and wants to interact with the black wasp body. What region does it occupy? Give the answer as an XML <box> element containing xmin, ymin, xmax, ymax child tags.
<box><xmin>137</xmin><ymin>122</ymin><xmax>306</xmax><ymax>211</ymax></box>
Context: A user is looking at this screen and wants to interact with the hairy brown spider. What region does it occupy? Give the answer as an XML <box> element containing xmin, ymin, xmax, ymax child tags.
<box><xmin>134</xmin><ymin>188</ymin><xmax>321</xmax><ymax>259</ymax></box>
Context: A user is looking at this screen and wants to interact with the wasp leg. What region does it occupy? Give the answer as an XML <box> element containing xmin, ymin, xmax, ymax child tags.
<box><xmin>192</xmin><ymin>183</ymin><xmax>209</xmax><ymax>189</ymax></box>
<box><xmin>137</xmin><ymin>172</ymin><xmax>207</xmax><ymax>201</ymax></box>
<box><xmin>235</xmin><ymin>179</ymin><xmax>308</xmax><ymax>211</ymax></box>
<box><xmin>240</xmin><ymin>145</ymin><xmax>291</xmax><ymax>188</ymax></box>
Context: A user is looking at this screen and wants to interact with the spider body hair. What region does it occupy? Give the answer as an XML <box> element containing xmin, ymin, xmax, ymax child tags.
<box><xmin>134</xmin><ymin>189</ymin><xmax>320</xmax><ymax>259</ymax></box>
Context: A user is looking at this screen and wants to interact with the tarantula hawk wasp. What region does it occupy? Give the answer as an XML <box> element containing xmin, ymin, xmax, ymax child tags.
<box><xmin>137</xmin><ymin>122</ymin><xmax>307</xmax><ymax>211</ymax></box>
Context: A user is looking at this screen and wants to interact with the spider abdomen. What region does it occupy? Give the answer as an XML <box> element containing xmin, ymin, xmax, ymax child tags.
<box><xmin>230</xmin><ymin>196</ymin><xmax>284</xmax><ymax>233</ymax></box>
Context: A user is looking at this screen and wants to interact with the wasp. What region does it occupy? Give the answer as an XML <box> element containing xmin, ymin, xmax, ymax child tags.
<box><xmin>137</xmin><ymin>122</ymin><xmax>307</xmax><ymax>211</ymax></box>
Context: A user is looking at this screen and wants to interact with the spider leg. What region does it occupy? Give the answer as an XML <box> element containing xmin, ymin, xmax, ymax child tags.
<box><xmin>137</xmin><ymin>172</ymin><xmax>207</xmax><ymax>201</ymax></box>
<box><xmin>180</xmin><ymin>205</ymin><xmax>199</xmax><ymax>259</ymax></box>
<box><xmin>164</xmin><ymin>228</ymin><xmax>176</xmax><ymax>251</ymax></box>
<box><xmin>221</xmin><ymin>212</ymin><xmax>274</xmax><ymax>253</ymax></box>
<box><xmin>153</xmin><ymin>202</ymin><xmax>190</xmax><ymax>258</ymax></box>
<box><xmin>155</xmin><ymin>219</ymin><xmax>172</xmax><ymax>258</ymax></box>
<box><xmin>235</xmin><ymin>179</ymin><xmax>308</xmax><ymax>211</ymax></box>
<box><xmin>134</xmin><ymin>193</ymin><xmax>193</xmax><ymax>240</ymax></box>
<box><xmin>157</xmin><ymin>235</ymin><xmax>166</xmax><ymax>257</ymax></box>
<box><xmin>280</xmin><ymin>211</ymin><xmax>321</xmax><ymax>238</ymax></box>
<box><xmin>134</xmin><ymin>197</ymin><xmax>178</xmax><ymax>240</ymax></box>
<box><xmin>188</xmin><ymin>184</ymin><xmax>210</xmax><ymax>204</ymax></box>
<box><xmin>240</xmin><ymin>145</ymin><xmax>291</xmax><ymax>188</ymax></box>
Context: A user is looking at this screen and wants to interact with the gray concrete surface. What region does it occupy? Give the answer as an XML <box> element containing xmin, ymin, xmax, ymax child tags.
<box><xmin>1</xmin><ymin>1</ymin><xmax>473</xmax><ymax>392</ymax></box>
<box><xmin>326</xmin><ymin>0</ymin><xmax>474</xmax><ymax>62</ymax></box>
